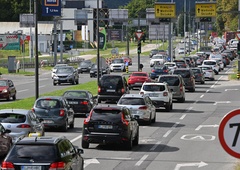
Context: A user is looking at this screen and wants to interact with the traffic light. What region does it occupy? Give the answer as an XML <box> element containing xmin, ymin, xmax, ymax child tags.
<box><xmin>137</xmin><ymin>41</ymin><xmax>141</xmax><ymax>54</ymax></box>
<box><xmin>199</xmin><ymin>17</ymin><xmax>212</xmax><ymax>22</ymax></box>
<box><xmin>159</xmin><ymin>18</ymin><xmax>171</xmax><ymax>23</ymax></box>
<box><xmin>237</xmin><ymin>42</ymin><xmax>240</xmax><ymax>55</ymax></box>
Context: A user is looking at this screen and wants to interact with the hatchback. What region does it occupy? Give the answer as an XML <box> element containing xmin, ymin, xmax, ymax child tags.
<box><xmin>32</xmin><ymin>96</ymin><xmax>75</xmax><ymax>132</ymax></box>
<box><xmin>128</xmin><ymin>72</ymin><xmax>151</xmax><ymax>90</ymax></box>
<box><xmin>53</xmin><ymin>66</ymin><xmax>79</xmax><ymax>85</ymax></box>
<box><xmin>0</xmin><ymin>109</ymin><xmax>44</xmax><ymax>143</ymax></box>
<box><xmin>0</xmin><ymin>123</ymin><xmax>12</xmax><ymax>157</ymax></box>
<box><xmin>173</xmin><ymin>68</ymin><xmax>195</xmax><ymax>92</ymax></box>
<box><xmin>82</xmin><ymin>105</ymin><xmax>139</xmax><ymax>150</ymax></box>
<box><xmin>2</xmin><ymin>136</ymin><xmax>84</xmax><ymax>170</ymax></box>
<box><xmin>158</xmin><ymin>74</ymin><xmax>186</xmax><ymax>103</ymax></box>
<box><xmin>0</xmin><ymin>79</ymin><xmax>16</xmax><ymax>101</ymax></box>
<box><xmin>202</xmin><ymin>60</ymin><xmax>220</xmax><ymax>74</ymax></box>
<box><xmin>191</xmin><ymin>67</ymin><xmax>205</xmax><ymax>84</ymax></box>
<box><xmin>77</xmin><ymin>60</ymin><xmax>93</xmax><ymax>73</ymax></box>
<box><xmin>149</xmin><ymin>64</ymin><xmax>170</xmax><ymax>80</ymax></box>
<box><xmin>198</xmin><ymin>66</ymin><xmax>215</xmax><ymax>81</ymax></box>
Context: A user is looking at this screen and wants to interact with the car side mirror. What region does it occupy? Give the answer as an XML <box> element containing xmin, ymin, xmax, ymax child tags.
<box><xmin>77</xmin><ymin>148</ymin><xmax>84</xmax><ymax>154</ymax></box>
<box><xmin>4</xmin><ymin>129</ymin><xmax>11</xmax><ymax>134</ymax></box>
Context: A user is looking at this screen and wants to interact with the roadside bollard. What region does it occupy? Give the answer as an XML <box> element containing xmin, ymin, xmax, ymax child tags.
<box><xmin>126</xmin><ymin>66</ymin><xmax>128</xmax><ymax>73</ymax></box>
<box><xmin>237</xmin><ymin>72</ymin><xmax>240</xmax><ymax>79</ymax></box>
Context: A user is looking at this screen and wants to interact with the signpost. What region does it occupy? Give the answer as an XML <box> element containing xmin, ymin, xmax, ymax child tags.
<box><xmin>42</xmin><ymin>0</ymin><xmax>61</xmax><ymax>16</ymax></box>
<box><xmin>195</xmin><ymin>3</ymin><xmax>217</xmax><ymax>17</ymax></box>
<box><xmin>219</xmin><ymin>109</ymin><xmax>240</xmax><ymax>158</ymax></box>
<box><xmin>235</xmin><ymin>32</ymin><xmax>240</xmax><ymax>78</ymax></box>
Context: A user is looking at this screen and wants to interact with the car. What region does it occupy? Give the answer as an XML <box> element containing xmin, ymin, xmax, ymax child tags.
<box><xmin>0</xmin><ymin>79</ymin><xmax>16</xmax><ymax>101</ymax></box>
<box><xmin>32</xmin><ymin>96</ymin><xmax>75</xmax><ymax>132</ymax></box>
<box><xmin>139</xmin><ymin>82</ymin><xmax>173</xmax><ymax>111</ymax></box>
<box><xmin>77</xmin><ymin>60</ymin><xmax>93</xmax><ymax>73</ymax></box>
<box><xmin>51</xmin><ymin>64</ymin><xmax>68</xmax><ymax>78</ymax></box>
<box><xmin>117</xmin><ymin>94</ymin><xmax>156</xmax><ymax>124</ymax></box>
<box><xmin>52</xmin><ymin>66</ymin><xmax>79</xmax><ymax>85</ymax></box>
<box><xmin>57</xmin><ymin>45</ymin><xmax>66</xmax><ymax>52</ymax></box>
<box><xmin>202</xmin><ymin>59</ymin><xmax>220</xmax><ymax>74</ymax></box>
<box><xmin>216</xmin><ymin>59</ymin><xmax>224</xmax><ymax>71</ymax></box>
<box><xmin>82</xmin><ymin>105</ymin><xmax>139</xmax><ymax>150</ymax></box>
<box><xmin>178</xmin><ymin>48</ymin><xmax>186</xmax><ymax>54</ymax></box>
<box><xmin>191</xmin><ymin>67</ymin><xmax>205</xmax><ymax>84</ymax></box>
<box><xmin>198</xmin><ymin>65</ymin><xmax>215</xmax><ymax>81</ymax></box>
<box><xmin>90</xmin><ymin>63</ymin><xmax>110</xmax><ymax>78</ymax></box>
<box><xmin>98</xmin><ymin>74</ymin><xmax>129</xmax><ymax>103</ymax></box>
<box><xmin>149</xmin><ymin>49</ymin><xmax>160</xmax><ymax>58</ymax></box>
<box><xmin>173</xmin><ymin>59</ymin><xmax>188</xmax><ymax>68</ymax></box>
<box><xmin>149</xmin><ymin>64</ymin><xmax>170</xmax><ymax>80</ymax></box>
<box><xmin>128</xmin><ymin>72</ymin><xmax>151</xmax><ymax>90</ymax></box>
<box><xmin>164</xmin><ymin>62</ymin><xmax>178</xmax><ymax>72</ymax></box>
<box><xmin>173</xmin><ymin>68</ymin><xmax>196</xmax><ymax>92</ymax></box>
<box><xmin>0</xmin><ymin>109</ymin><xmax>45</xmax><ymax>143</ymax></box>
<box><xmin>157</xmin><ymin>74</ymin><xmax>186</xmax><ymax>103</ymax></box>
<box><xmin>122</xmin><ymin>56</ymin><xmax>132</xmax><ymax>65</ymax></box>
<box><xmin>62</xmin><ymin>90</ymin><xmax>97</xmax><ymax>116</ymax></box>
<box><xmin>150</xmin><ymin>54</ymin><xmax>166</xmax><ymax>67</ymax></box>
<box><xmin>0</xmin><ymin>123</ymin><xmax>12</xmax><ymax>157</ymax></box>
<box><xmin>2</xmin><ymin>136</ymin><xmax>84</xmax><ymax>170</ymax></box>
<box><xmin>110</xmin><ymin>58</ymin><xmax>126</xmax><ymax>72</ymax></box>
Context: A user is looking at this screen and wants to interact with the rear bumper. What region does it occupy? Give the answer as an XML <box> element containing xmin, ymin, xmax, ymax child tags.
<box><xmin>98</xmin><ymin>95</ymin><xmax>122</xmax><ymax>102</ymax></box>
<box><xmin>82</xmin><ymin>133</ymin><xmax>129</xmax><ymax>144</ymax></box>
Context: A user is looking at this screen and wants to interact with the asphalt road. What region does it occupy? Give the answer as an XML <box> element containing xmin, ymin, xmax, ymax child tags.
<box><xmin>1</xmin><ymin>53</ymin><xmax>240</xmax><ymax>170</ymax></box>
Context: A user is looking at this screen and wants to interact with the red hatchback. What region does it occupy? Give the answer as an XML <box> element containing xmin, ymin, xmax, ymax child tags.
<box><xmin>0</xmin><ymin>79</ymin><xmax>16</xmax><ymax>101</ymax></box>
<box><xmin>122</xmin><ymin>56</ymin><xmax>132</xmax><ymax>65</ymax></box>
<box><xmin>128</xmin><ymin>72</ymin><xmax>151</xmax><ymax>90</ymax></box>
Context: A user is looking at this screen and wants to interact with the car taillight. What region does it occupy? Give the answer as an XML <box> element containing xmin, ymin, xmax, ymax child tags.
<box><xmin>1</xmin><ymin>162</ymin><xmax>15</xmax><ymax>170</ymax></box>
<box><xmin>163</xmin><ymin>92</ymin><xmax>168</xmax><ymax>96</ymax></box>
<box><xmin>163</xmin><ymin>70</ymin><xmax>168</xmax><ymax>73</ymax></box>
<box><xmin>80</xmin><ymin>101</ymin><xmax>88</xmax><ymax>105</ymax></box>
<box><xmin>98</xmin><ymin>86</ymin><xmax>101</xmax><ymax>93</ymax></box>
<box><xmin>121</xmin><ymin>113</ymin><xmax>129</xmax><ymax>126</ymax></box>
<box><xmin>140</xmin><ymin>91</ymin><xmax>144</xmax><ymax>95</ymax></box>
<box><xmin>49</xmin><ymin>162</ymin><xmax>65</xmax><ymax>170</ymax></box>
<box><xmin>59</xmin><ymin>109</ymin><xmax>65</xmax><ymax>116</ymax></box>
<box><xmin>139</xmin><ymin>106</ymin><xmax>147</xmax><ymax>110</ymax></box>
<box><xmin>121</xmin><ymin>88</ymin><xmax>125</xmax><ymax>93</ymax></box>
<box><xmin>31</xmin><ymin>108</ymin><xmax>35</xmax><ymax>113</ymax></box>
<box><xmin>152</xmin><ymin>69</ymin><xmax>155</xmax><ymax>73</ymax></box>
<box><xmin>180</xmin><ymin>83</ymin><xmax>183</xmax><ymax>91</ymax></box>
<box><xmin>16</xmin><ymin>124</ymin><xmax>31</xmax><ymax>128</ymax></box>
<box><xmin>84</xmin><ymin>110</ymin><xmax>92</xmax><ymax>125</ymax></box>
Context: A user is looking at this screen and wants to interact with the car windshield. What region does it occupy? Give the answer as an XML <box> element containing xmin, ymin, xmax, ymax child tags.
<box><xmin>152</xmin><ymin>55</ymin><xmax>163</xmax><ymax>59</ymax></box>
<box><xmin>100</xmin><ymin>76</ymin><xmax>123</xmax><ymax>88</ymax></box>
<box><xmin>0</xmin><ymin>81</ymin><xmax>7</xmax><ymax>86</ymax></box>
<box><xmin>54</xmin><ymin>64</ymin><xmax>67</xmax><ymax>69</ymax></box>
<box><xmin>204</xmin><ymin>61</ymin><xmax>216</xmax><ymax>65</ymax></box>
<box><xmin>153</xmin><ymin>65</ymin><xmax>167</xmax><ymax>70</ymax></box>
<box><xmin>80</xmin><ymin>62</ymin><xmax>91</xmax><ymax>67</ymax></box>
<box><xmin>174</xmin><ymin>70</ymin><xmax>190</xmax><ymax>78</ymax></box>
<box><xmin>56</xmin><ymin>67</ymin><xmax>73</xmax><ymax>73</ymax></box>
<box><xmin>112</xmin><ymin>59</ymin><xmax>124</xmax><ymax>63</ymax></box>
<box><xmin>131</xmin><ymin>73</ymin><xmax>147</xmax><ymax>77</ymax></box>
<box><xmin>91</xmin><ymin>109</ymin><xmax>122</xmax><ymax>123</ymax></box>
<box><xmin>142</xmin><ymin>85</ymin><xmax>165</xmax><ymax>91</ymax></box>
<box><xmin>0</xmin><ymin>113</ymin><xmax>26</xmax><ymax>123</ymax></box>
<box><xmin>158</xmin><ymin>77</ymin><xmax>179</xmax><ymax>86</ymax></box>
<box><xmin>36</xmin><ymin>99</ymin><xmax>60</xmax><ymax>109</ymax></box>
<box><xmin>63</xmin><ymin>91</ymin><xmax>88</xmax><ymax>98</ymax></box>
<box><xmin>118</xmin><ymin>98</ymin><xmax>145</xmax><ymax>105</ymax></box>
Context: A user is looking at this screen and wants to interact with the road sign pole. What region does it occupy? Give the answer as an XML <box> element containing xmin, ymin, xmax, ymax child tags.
<box><xmin>138</xmin><ymin>40</ymin><xmax>140</xmax><ymax>71</ymax></box>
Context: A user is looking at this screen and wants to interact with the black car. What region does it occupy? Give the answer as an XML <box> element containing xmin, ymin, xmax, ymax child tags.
<box><xmin>32</xmin><ymin>96</ymin><xmax>75</xmax><ymax>132</ymax></box>
<box><xmin>82</xmin><ymin>105</ymin><xmax>139</xmax><ymax>150</ymax></box>
<box><xmin>63</xmin><ymin>90</ymin><xmax>97</xmax><ymax>116</ymax></box>
<box><xmin>77</xmin><ymin>60</ymin><xmax>93</xmax><ymax>73</ymax></box>
<box><xmin>149</xmin><ymin>49</ymin><xmax>159</xmax><ymax>58</ymax></box>
<box><xmin>90</xmin><ymin>64</ymin><xmax>110</xmax><ymax>78</ymax></box>
<box><xmin>53</xmin><ymin>66</ymin><xmax>79</xmax><ymax>85</ymax></box>
<box><xmin>2</xmin><ymin>136</ymin><xmax>84</xmax><ymax>170</ymax></box>
<box><xmin>0</xmin><ymin>123</ymin><xmax>12</xmax><ymax>157</ymax></box>
<box><xmin>98</xmin><ymin>74</ymin><xmax>130</xmax><ymax>103</ymax></box>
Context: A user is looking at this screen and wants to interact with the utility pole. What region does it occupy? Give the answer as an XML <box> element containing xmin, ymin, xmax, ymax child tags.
<box><xmin>34</xmin><ymin>0</ymin><xmax>39</xmax><ymax>100</ymax></box>
<box><xmin>96</xmin><ymin>0</ymin><xmax>100</xmax><ymax>85</ymax></box>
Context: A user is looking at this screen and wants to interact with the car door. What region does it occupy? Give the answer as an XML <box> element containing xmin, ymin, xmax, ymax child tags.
<box><xmin>145</xmin><ymin>96</ymin><xmax>155</xmax><ymax>119</ymax></box>
<box><xmin>125</xmin><ymin>108</ymin><xmax>138</xmax><ymax>138</ymax></box>
<box><xmin>29</xmin><ymin>111</ymin><xmax>44</xmax><ymax>135</ymax></box>
<box><xmin>62</xmin><ymin>98</ymin><xmax>74</xmax><ymax>123</ymax></box>
<box><xmin>8</xmin><ymin>80</ymin><xmax>15</xmax><ymax>97</ymax></box>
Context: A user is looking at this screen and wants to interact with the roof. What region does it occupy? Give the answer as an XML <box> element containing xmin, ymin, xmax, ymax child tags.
<box><xmin>0</xmin><ymin>109</ymin><xmax>30</xmax><ymax>114</ymax></box>
<box><xmin>16</xmin><ymin>136</ymin><xmax>66</xmax><ymax>145</ymax></box>
<box><xmin>122</xmin><ymin>94</ymin><xmax>144</xmax><ymax>98</ymax></box>
<box><xmin>0</xmin><ymin>22</ymin><xmax>53</xmax><ymax>35</ymax></box>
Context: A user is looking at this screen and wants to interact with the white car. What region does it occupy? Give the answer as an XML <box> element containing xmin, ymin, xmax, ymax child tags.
<box><xmin>139</xmin><ymin>82</ymin><xmax>173</xmax><ymax>112</ymax></box>
<box><xmin>164</xmin><ymin>62</ymin><xmax>177</xmax><ymax>72</ymax></box>
<box><xmin>202</xmin><ymin>60</ymin><xmax>220</xmax><ymax>74</ymax></box>
<box><xmin>110</xmin><ymin>58</ymin><xmax>125</xmax><ymax>72</ymax></box>
<box><xmin>178</xmin><ymin>48</ymin><xmax>186</xmax><ymax>54</ymax></box>
<box><xmin>198</xmin><ymin>65</ymin><xmax>215</xmax><ymax>81</ymax></box>
<box><xmin>150</xmin><ymin>54</ymin><xmax>166</xmax><ymax>67</ymax></box>
<box><xmin>51</xmin><ymin>64</ymin><xmax>68</xmax><ymax>78</ymax></box>
<box><xmin>216</xmin><ymin>59</ymin><xmax>224</xmax><ymax>71</ymax></box>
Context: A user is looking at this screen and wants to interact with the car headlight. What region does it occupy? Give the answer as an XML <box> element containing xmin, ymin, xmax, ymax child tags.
<box><xmin>2</xmin><ymin>89</ymin><xmax>8</xmax><ymax>93</ymax></box>
<box><xmin>68</xmin><ymin>74</ymin><xmax>73</xmax><ymax>78</ymax></box>
<box><xmin>102</xmin><ymin>70</ymin><xmax>106</xmax><ymax>73</ymax></box>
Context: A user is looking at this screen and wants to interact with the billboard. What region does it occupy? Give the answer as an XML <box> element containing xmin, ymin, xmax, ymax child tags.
<box><xmin>107</xmin><ymin>29</ymin><xmax>122</xmax><ymax>41</ymax></box>
<box><xmin>99</xmin><ymin>27</ymin><xmax>106</xmax><ymax>50</ymax></box>
<box><xmin>0</xmin><ymin>35</ymin><xmax>20</xmax><ymax>50</ymax></box>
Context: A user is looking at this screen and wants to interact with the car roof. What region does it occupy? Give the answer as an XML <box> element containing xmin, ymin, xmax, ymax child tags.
<box><xmin>131</xmin><ymin>72</ymin><xmax>148</xmax><ymax>74</ymax></box>
<box><xmin>121</xmin><ymin>94</ymin><xmax>144</xmax><ymax>98</ymax></box>
<box><xmin>159</xmin><ymin>74</ymin><xmax>180</xmax><ymax>77</ymax></box>
<box><xmin>36</xmin><ymin>96</ymin><xmax>64</xmax><ymax>100</ymax></box>
<box><xmin>93</xmin><ymin>105</ymin><xmax>123</xmax><ymax>110</ymax></box>
<box><xmin>0</xmin><ymin>109</ymin><xmax>30</xmax><ymax>115</ymax></box>
<box><xmin>15</xmin><ymin>136</ymin><xmax>66</xmax><ymax>145</ymax></box>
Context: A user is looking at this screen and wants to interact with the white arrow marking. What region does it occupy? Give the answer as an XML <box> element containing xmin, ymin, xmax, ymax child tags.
<box><xmin>213</xmin><ymin>101</ymin><xmax>230</xmax><ymax>105</ymax></box>
<box><xmin>225</xmin><ymin>89</ymin><xmax>238</xmax><ymax>91</ymax></box>
<box><xmin>46</xmin><ymin>7</ymin><xmax>49</xmax><ymax>13</ymax></box>
<box><xmin>84</xmin><ymin>158</ymin><xmax>100</xmax><ymax>168</ymax></box>
<box><xmin>174</xmin><ymin>161</ymin><xmax>208</xmax><ymax>170</ymax></box>
<box><xmin>195</xmin><ymin>124</ymin><xmax>219</xmax><ymax>131</ymax></box>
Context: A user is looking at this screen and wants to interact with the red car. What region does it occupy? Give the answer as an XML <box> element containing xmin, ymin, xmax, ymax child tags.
<box><xmin>122</xmin><ymin>56</ymin><xmax>132</xmax><ymax>65</ymax></box>
<box><xmin>128</xmin><ymin>72</ymin><xmax>151</xmax><ymax>90</ymax></box>
<box><xmin>0</xmin><ymin>79</ymin><xmax>16</xmax><ymax>101</ymax></box>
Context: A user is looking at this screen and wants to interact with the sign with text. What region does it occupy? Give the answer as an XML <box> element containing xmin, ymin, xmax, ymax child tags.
<box><xmin>195</xmin><ymin>3</ymin><xmax>216</xmax><ymax>17</ymax></box>
<box><xmin>154</xmin><ymin>3</ymin><xmax>176</xmax><ymax>18</ymax></box>
<box><xmin>42</xmin><ymin>0</ymin><xmax>61</xmax><ymax>16</ymax></box>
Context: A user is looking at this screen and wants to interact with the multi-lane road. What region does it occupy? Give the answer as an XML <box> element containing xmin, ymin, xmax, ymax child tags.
<box><xmin>1</xmin><ymin>53</ymin><xmax>240</xmax><ymax>170</ymax></box>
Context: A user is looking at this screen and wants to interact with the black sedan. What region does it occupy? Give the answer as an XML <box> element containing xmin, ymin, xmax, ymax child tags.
<box><xmin>82</xmin><ymin>105</ymin><xmax>139</xmax><ymax>150</ymax></box>
<box><xmin>89</xmin><ymin>64</ymin><xmax>110</xmax><ymax>78</ymax></box>
<box><xmin>77</xmin><ymin>60</ymin><xmax>93</xmax><ymax>73</ymax></box>
<box><xmin>63</xmin><ymin>90</ymin><xmax>97</xmax><ymax>117</ymax></box>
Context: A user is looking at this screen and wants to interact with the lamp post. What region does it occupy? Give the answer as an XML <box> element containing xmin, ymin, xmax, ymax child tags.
<box><xmin>97</xmin><ymin>0</ymin><xmax>100</xmax><ymax>85</ymax></box>
<box><xmin>34</xmin><ymin>0</ymin><xmax>39</xmax><ymax>100</ymax></box>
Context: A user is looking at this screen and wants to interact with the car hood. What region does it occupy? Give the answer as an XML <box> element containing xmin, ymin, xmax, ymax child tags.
<box><xmin>111</xmin><ymin>63</ymin><xmax>124</xmax><ymax>66</ymax></box>
<box><xmin>0</xmin><ymin>86</ymin><xmax>8</xmax><ymax>90</ymax></box>
<box><xmin>55</xmin><ymin>73</ymin><xmax>73</xmax><ymax>76</ymax></box>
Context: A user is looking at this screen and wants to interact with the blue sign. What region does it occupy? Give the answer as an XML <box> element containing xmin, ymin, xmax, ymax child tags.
<box><xmin>42</xmin><ymin>0</ymin><xmax>61</xmax><ymax>16</ymax></box>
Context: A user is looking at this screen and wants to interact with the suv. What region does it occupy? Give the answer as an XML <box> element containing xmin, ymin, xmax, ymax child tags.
<box><xmin>173</xmin><ymin>68</ymin><xmax>195</xmax><ymax>92</ymax></box>
<box><xmin>110</xmin><ymin>58</ymin><xmax>126</xmax><ymax>72</ymax></box>
<box><xmin>140</xmin><ymin>82</ymin><xmax>173</xmax><ymax>111</ymax></box>
<box><xmin>32</xmin><ymin>96</ymin><xmax>75</xmax><ymax>132</ymax></box>
<box><xmin>2</xmin><ymin>136</ymin><xmax>84</xmax><ymax>170</ymax></box>
<box><xmin>82</xmin><ymin>105</ymin><xmax>139</xmax><ymax>150</ymax></box>
<box><xmin>98</xmin><ymin>75</ymin><xmax>129</xmax><ymax>103</ymax></box>
<box><xmin>158</xmin><ymin>74</ymin><xmax>186</xmax><ymax>103</ymax></box>
<box><xmin>53</xmin><ymin>66</ymin><xmax>79</xmax><ymax>85</ymax></box>
<box><xmin>0</xmin><ymin>123</ymin><xmax>12</xmax><ymax>157</ymax></box>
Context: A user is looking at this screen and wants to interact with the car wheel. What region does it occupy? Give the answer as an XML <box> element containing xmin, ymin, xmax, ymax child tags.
<box><xmin>133</xmin><ymin>128</ymin><xmax>139</xmax><ymax>146</ymax></box>
<box><xmin>189</xmin><ymin>88</ymin><xmax>195</xmax><ymax>92</ymax></box>
<box><xmin>70</xmin><ymin>118</ymin><xmax>74</xmax><ymax>129</ymax></box>
<box><xmin>53</xmin><ymin>82</ymin><xmax>56</xmax><ymax>86</ymax></box>
<box><xmin>152</xmin><ymin>112</ymin><xmax>156</xmax><ymax>123</ymax></box>
<box><xmin>12</xmin><ymin>94</ymin><xmax>16</xmax><ymax>100</ymax></box>
<box><xmin>201</xmin><ymin>81</ymin><xmax>205</xmax><ymax>84</ymax></box>
<box><xmin>170</xmin><ymin>102</ymin><xmax>173</xmax><ymax>110</ymax></box>
<box><xmin>165</xmin><ymin>103</ymin><xmax>171</xmax><ymax>112</ymax></box>
<box><xmin>61</xmin><ymin>121</ymin><xmax>68</xmax><ymax>132</ymax></box>
<box><xmin>82</xmin><ymin>139</ymin><xmax>89</xmax><ymax>149</ymax></box>
<box><xmin>98</xmin><ymin>99</ymin><xmax>102</xmax><ymax>103</ymax></box>
<box><xmin>6</xmin><ymin>94</ymin><xmax>10</xmax><ymax>101</ymax></box>
<box><xmin>76</xmin><ymin>79</ymin><xmax>79</xmax><ymax>84</ymax></box>
<box><xmin>72</xmin><ymin>80</ymin><xmax>76</xmax><ymax>85</ymax></box>
<box><xmin>178</xmin><ymin>97</ymin><xmax>185</xmax><ymax>103</ymax></box>
<box><xmin>125</xmin><ymin>138</ymin><xmax>133</xmax><ymax>150</ymax></box>
<box><xmin>147</xmin><ymin>114</ymin><xmax>152</xmax><ymax>125</ymax></box>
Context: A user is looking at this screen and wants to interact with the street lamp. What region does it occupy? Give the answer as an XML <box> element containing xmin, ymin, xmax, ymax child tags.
<box><xmin>34</xmin><ymin>0</ymin><xmax>39</xmax><ymax>100</ymax></box>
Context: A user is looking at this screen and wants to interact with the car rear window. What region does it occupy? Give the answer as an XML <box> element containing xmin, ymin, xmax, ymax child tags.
<box><xmin>36</xmin><ymin>99</ymin><xmax>60</xmax><ymax>109</ymax></box>
<box><xmin>174</xmin><ymin>70</ymin><xmax>190</xmax><ymax>78</ymax></box>
<box><xmin>8</xmin><ymin>145</ymin><xmax>57</xmax><ymax>162</ymax></box>
<box><xmin>100</xmin><ymin>76</ymin><xmax>123</xmax><ymax>88</ymax></box>
<box><xmin>204</xmin><ymin>61</ymin><xmax>216</xmax><ymax>65</ymax></box>
<box><xmin>63</xmin><ymin>91</ymin><xmax>87</xmax><ymax>98</ymax></box>
<box><xmin>131</xmin><ymin>73</ymin><xmax>147</xmax><ymax>77</ymax></box>
<box><xmin>91</xmin><ymin>109</ymin><xmax>122</xmax><ymax>123</ymax></box>
<box><xmin>143</xmin><ymin>85</ymin><xmax>165</xmax><ymax>91</ymax></box>
<box><xmin>192</xmin><ymin>69</ymin><xmax>201</xmax><ymax>73</ymax></box>
<box><xmin>118</xmin><ymin>98</ymin><xmax>145</xmax><ymax>105</ymax></box>
<box><xmin>0</xmin><ymin>113</ymin><xmax>26</xmax><ymax>123</ymax></box>
<box><xmin>158</xmin><ymin>77</ymin><xmax>180</xmax><ymax>86</ymax></box>
<box><xmin>0</xmin><ymin>80</ymin><xmax>7</xmax><ymax>86</ymax></box>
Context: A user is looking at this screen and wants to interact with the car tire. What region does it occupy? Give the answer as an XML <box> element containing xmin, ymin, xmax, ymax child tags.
<box><xmin>178</xmin><ymin>97</ymin><xmax>185</xmax><ymax>103</ymax></box>
<box><xmin>76</xmin><ymin>79</ymin><xmax>79</xmax><ymax>84</ymax></box>
<box><xmin>69</xmin><ymin>119</ymin><xmax>74</xmax><ymax>129</ymax></box>
<box><xmin>133</xmin><ymin>128</ymin><xmax>139</xmax><ymax>146</ymax></box>
<box><xmin>82</xmin><ymin>139</ymin><xmax>89</xmax><ymax>149</ymax></box>
<box><xmin>72</xmin><ymin>80</ymin><xmax>76</xmax><ymax>85</ymax></box>
<box><xmin>170</xmin><ymin>102</ymin><xmax>173</xmax><ymax>110</ymax></box>
<box><xmin>61</xmin><ymin>121</ymin><xmax>68</xmax><ymax>132</ymax></box>
<box><xmin>53</xmin><ymin>82</ymin><xmax>56</xmax><ymax>86</ymax></box>
<box><xmin>165</xmin><ymin>102</ymin><xmax>171</xmax><ymax>112</ymax></box>
<box><xmin>98</xmin><ymin>99</ymin><xmax>102</xmax><ymax>103</ymax></box>
<box><xmin>12</xmin><ymin>94</ymin><xmax>16</xmax><ymax>100</ymax></box>
<box><xmin>201</xmin><ymin>81</ymin><xmax>205</xmax><ymax>84</ymax></box>
<box><xmin>6</xmin><ymin>94</ymin><xmax>10</xmax><ymax>101</ymax></box>
<box><xmin>147</xmin><ymin>114</ymin><xmax>152</xmax><ymax>125</ymax></box>
<box><xmin>152</xmin><ymin>113</ymin><xmax>156</xmax><ymax>123</ymax></box>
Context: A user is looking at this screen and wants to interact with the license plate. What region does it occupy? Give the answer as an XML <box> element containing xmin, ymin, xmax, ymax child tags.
<box><xmin>68</xmin><ymin>101</ymin><xmax>78</xmax><ymax>104</ymax></box>
<box><xmin>21</xmin><ymin>166</ymin><xmax>42</xmax><ymax>170</ymax></box>
<box><xmin>106</xmin><ymin>89</ymin><xmax>115</xmax><ymax>92</ymax></box>
<box><xmin>43</xmin><ymin>120</ymin><xmax>54</xmax><ymax>124</ymax></box>
<box><xmin>148</xmin><ymin>93</ymin><xmax>159</xmax><ymax>97</ymax></box>
<box><xmin>135</xmin><ymin>83</ymin><xmax>142</xmax><ymax>85</ymax></box>
<box><xmin>82</xmin><ymin>68</ymin><xmax>87</xmax><ymax>70</ymax></box>
<box><xmin>98</xmin><ymin>125</ymin><xmax>113</xmax><ymax>129</ymax></box>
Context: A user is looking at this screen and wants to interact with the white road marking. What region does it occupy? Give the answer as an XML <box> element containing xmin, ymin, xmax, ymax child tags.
<box><xmin>39</xmin><ymin>85</ymin><xmax>46</xmax><ymax>88</ymax></box>
<box><xmin>180</xmin><ymin>114</ymin><xmax>186</xmax><ymax>120</ymax></box>
<box><xmin>163</xmin><ymin>130</ymin><xmax>172</xmax><ymax>138</ymax></box>
<box><xmin>150</xmin><ymin>141</ymin><xmax>161</xmax><ymax>151</ymax></box>
<box><xmin>70</xmin><ymin>135</ymin><xmax>82</xmax><ymax>143</ymax></box>
<box><xmin>195</xmin><ymin>124</ymin><xmax>219</xmax><ymax>131</ymax></box>
<box><xmin>213</xmin><ymin>101</ymin><xmax>231</xmax><ymax>105</ymax></box>
<box><xmin>135</xmin><ymin>155</ymin><xmax>148</xmax><ymax>166</ymax></box>
<box><xmin>84</xmin><ymin>158</ymin><xmax>100</xmax><ymax>168</ymax></box>
<box><xmin>174</xmin><ymin>161</ymin><xmax>208</xmax><ymax>170</ymax></box>
<box><xmin>186</xmin><ymin>107</ymin><xmax>193</xmax><ymax>112</ymax></box>
<box><xmin>200</xmin><ymin>94</ymin><xmax>204</xmax><ymax>98</ymax></box>
<box><xmin>18</xmin><ymin>89</ymin><xmax>29</xmax><ymax>93</ymax></box>
<box><xmin>173</xmin><ymin>122</ymin><xmax>180</xmax><ymax>128</ymax></box>
<box><xmin>206</xmin><ymin>89</ymin><xmax>210</xmax><ymax>93</ymax></box>
<box><xmin>225</xmin><ymin>89</ymin><xmax>238</xmax><ymax>91</ymax></box>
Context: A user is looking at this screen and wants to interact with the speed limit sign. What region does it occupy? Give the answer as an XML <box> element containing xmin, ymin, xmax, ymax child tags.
<box><xmin>219</xmin><ymin>109</ymin><xmax>240</xmax><ymax>158</ymax></box>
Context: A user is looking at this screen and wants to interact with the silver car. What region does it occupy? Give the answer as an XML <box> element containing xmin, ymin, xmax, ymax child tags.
<box><xmin>117</xmin><ymin>94</ymin><xmax>156</xmax><ymax>125</ymax></box>
<box><xmin>0</xmin><ymin>109</ymin><xmax>44</xmax><ymax>142</ymax></box>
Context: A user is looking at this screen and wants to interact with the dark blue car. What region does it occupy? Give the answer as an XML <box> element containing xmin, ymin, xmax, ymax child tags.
<box><xmin>149</xmin><ymin>65</ymin><xmax>170</xmax><ymax>79</ymax></box>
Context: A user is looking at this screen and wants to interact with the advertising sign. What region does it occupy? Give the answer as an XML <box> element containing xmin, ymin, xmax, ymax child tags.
<box><xmin>0</xmin><ymin>35</ymin><xmax>20</xmax><ymax>50</ymax></box>
<box><xmin>42</xmin><ymin>0</ymin><xmax>61</xmax><ymax>16</ymax></box>
<box><xmin>99</xmin><ymin>27</ymin><xmax>106</xmax><ymax>50</ymax></box>
<box><xmin>107</xmin><ymin>29</ymin><xmax>122</xmax><ymax>41</ymax></box>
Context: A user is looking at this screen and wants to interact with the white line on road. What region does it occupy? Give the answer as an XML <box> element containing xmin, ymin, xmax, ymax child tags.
<box><xmin>150</xmin><ymin>141</ymin><xmax>161</xmax><ymax>151</ymax></box>
<box><xmin>200</xmin><ymin>94</ymin><xmax>204</xmax><ymax>98</ymax></box>
<box><xmin>18</xmin><ymin>89</ymin><xmax>29</xmax><ymax>93</ymax></box>
<box><xmin>163</xmin><ymin>130</ymin><xmax>172</xmax><ymax>138</ymax></box>
<box><xmin>173</xmin><ymin>122</ymin><xmax>180</xmax><ymax>128</ymax></box>
<box><xmin>135</xmin><ymin>155</ymin><xmax>148</xmax><ymax>166</ymax></box>
<box><xmin>186</xmin><ymin>107</ymin><xmax>193</xmax><ymax>112</ymax></box>
<box><xmin>206</xmin><ymin>89</ymin><xmax>210</xmax><ymax>93</ymax></box>
<box><xmin>39</xmin><ymin>85</ymin><xmax>46</xmax><ymax>88</ymax></box>
<box><xmin>180</xmin><ymin>114</ymin><xmax>186</xmax><ymax>120</ymax></box>
<box><xmin>70</xmin><ymin>135</ymin><xmax>82</xmax><ymax>143</ymax></box>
